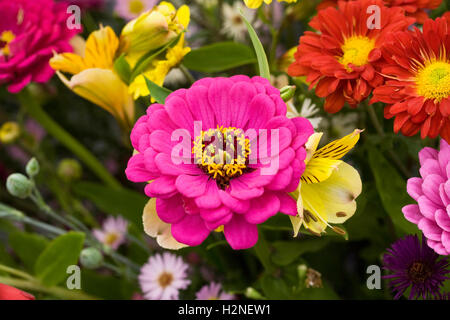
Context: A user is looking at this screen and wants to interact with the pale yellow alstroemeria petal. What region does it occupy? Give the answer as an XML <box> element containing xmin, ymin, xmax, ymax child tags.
<box><xmin>305</xmin><ymin>132</ymin><xmax>323</xmax><ymax>163</ymax></box>
<box><xmin>143</xmin><ymin>198</ymin><xmax>187</xmax><ymax>250</ymax></box>
<box><xmin>57</xmin><ymin>69</ymin><xmax>134</xmax><ymax>129</ymax></box>
<box><xmin>313</xmin><ymin>129</ymin><xmax>363</xmax><ymax>161</ymax></box>
<box><xmin>301</xmin><ymin>183</ymin><xmax>328</xmax><ymax>234</ymax></box>
<box><xmin>50</xmin><ymin>52</ymin><xmax>88</xmax><ymax>75</ymax></box>
<box><xmin>301</xmin><ymin>157</ymin><xmax>342</xmax><ymax>184</ymax></box>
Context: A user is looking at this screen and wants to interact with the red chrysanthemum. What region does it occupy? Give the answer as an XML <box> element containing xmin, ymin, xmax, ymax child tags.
<box><xmin>288</xmin><ymin>0</ymin><xmax>414</xmax><ymax>113</ymax></box>
<box><xmin>317</xmin><ymin>0</ymin><xmax>442</xmax><ymax>23</ymax></box>
<box><xmin>371</xmin><ymin>18</ymin><xmax>450</xmax><ymax>143</ymax></box>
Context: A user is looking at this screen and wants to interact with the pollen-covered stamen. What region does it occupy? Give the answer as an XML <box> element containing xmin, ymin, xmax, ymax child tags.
<box><xmin>339</xmin><ymin>36</ymin><xmax>376</xmax><ymax>71</ymax></box>
<box><xmin>192</xmin><ymin>126</ymin><xmax>252</xmax><ymax>189</ymax></box>
<box><xmin>416</xmin><ymin>60</ymin><xmax>450</xmax><ymax>102</ymax></box>
<box><xmin>0</xmin><ymin>30</ymin><xmax>15</xmax><ymax>57</ymax></box>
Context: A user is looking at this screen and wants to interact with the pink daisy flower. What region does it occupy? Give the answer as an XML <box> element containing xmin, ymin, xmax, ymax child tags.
<box><xmin>196</xmin><ymin>282</ymin><xmax>235</xmax><ymax>300</ymax></box>
<box><xmin>126</xmin><ymin>76</ymin><xmax>314</xmax><ymax>250</ymax></box>
<box><xmin>0</xmin><ymin>0</ymin><xmax>80</xmax><ymax>93</ymax></box>
<box><xmin>93</xmin><ymin>216</ymin><xmax>128</xmax><ymax>250</ymax></box>
<box><xmin>139</xmin><ymin>252</ymin><xmax>190</xmax><ymax>300</ymax></box>
<box><xmin>114</xmin><ymin>0</ymin><xmax>159</xmax><ymax>20</ymax></box>
<box><xmin>403</xmin><ymin>139</ymin><xmax>450</xmax><ymax>255</ymax></box>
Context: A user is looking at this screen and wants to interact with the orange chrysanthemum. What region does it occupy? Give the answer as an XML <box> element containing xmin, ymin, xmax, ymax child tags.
<box><xmin>288</xmin><ymin>0</ymin><xmax>414</xmax><ymax>113</ymax></box>
<box><xmin>317</xmin><ymin>0</ymin><xmax>442</xmax><ymax>23</ymax></box>
<box><xmin>371</xmin><ymin>18</ymin><xmax>450</xmax><ymax>143</ymax></box>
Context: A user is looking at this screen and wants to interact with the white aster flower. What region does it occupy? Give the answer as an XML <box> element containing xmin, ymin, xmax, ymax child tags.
<box><xmin>222</xmin><ymin>2</ymin><xmax>255</xmax><ymax>42</ymax></box>
<box><xmin>139</xmin><ymin>252</ymin><xmax>191</xmax><ymax>300</ymax></box>
<box><xmin>92</xmin><ymin>216</ymin><xmax>128</xmax><ymax>250</ymax></box>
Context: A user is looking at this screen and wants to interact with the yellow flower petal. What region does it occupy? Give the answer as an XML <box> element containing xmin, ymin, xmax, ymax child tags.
<box><xmin>301</xmin><ymin>157</ymin><xmax>342</xmax><ymax>184</ymax></box>
<box><xmin>176</xmin><ymin>5</ymin><xmax>190</xmax><ymax>29</ymax></box>
<box><xmin>243</xmin><ymin>0</ymin><xmax>296</xmax><ymax>9</ymax></box>
<box><xmin>313</xmin><ymin>129</ymin><xmax>363</xmax><ymax>161</ymax></box>
<box><xmin>143</xmin><ymin>199</ymin><xmax>187</xmax><ymax>250</ymax></box>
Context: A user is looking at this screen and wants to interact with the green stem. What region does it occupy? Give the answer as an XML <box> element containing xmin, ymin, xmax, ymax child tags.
<box><xmin>253</xmin><ymin>229</ymin><xmax>276</xmax><ymax>274</ymax></box>
<box><xmin>0</xmin><ymin>276</ymin><xmax>98</xmax><ymax>300</ymax></box>
<box><xmin>18</xmin><ymin>89</ymin><xmax>121</xmax><ymax>189</ymax></box>
<box><xmin>0</xmin><ymin>264</ymin><xmax>33</xmax><ymax>281</ymax></box>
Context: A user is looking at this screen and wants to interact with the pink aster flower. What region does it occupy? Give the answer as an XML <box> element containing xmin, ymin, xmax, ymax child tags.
<box><xmin>114</xmin><ymin>0</ymin><xmax>159</xmax><ymax>21</ymax></box>
<box><xmin>93</xmin><ymin>216</ymin><xmax>128</xmax><ymax>250</ymax></box>
<box><xmin>139</xmin><ymin>252</ymin><xmax>190</xmax><ymax>300</ymax></box>
<box><xmin>126</xmin><ymin>76</ymin><xmax>314</xmax><ymax>250</ymax></box>
<box><xmin>403</xmin><ymin>139</ymin><xmax>450</xmax><ymax>255</ymax></box>
<box><xmin>196</xmin><ymin>282</ymin><xmax>235</xmax><ymax>300</ymax></box>
<box><xmin>0</xmin><ymin>0</ymin><xmax>80</xmax><ymax>93</ymax></box>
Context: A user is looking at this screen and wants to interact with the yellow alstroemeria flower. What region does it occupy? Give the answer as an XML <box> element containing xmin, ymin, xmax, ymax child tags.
<box><xmin>290</xmin><ymin>129</ymin><xmax>363</xmax><ymax>237</ymax></box>
<box><xmin>120</xmin><ymin>1</ymin><xmax>190</xmax><ymax>68</ymax></box>
<box><xmin>244</xmin><ymin>0</ymin><xmax>297</xmax><ymax>9</ymax></box>
<box><xmin>50</xmin><ymin>26</ymin><xmax>134</xmax><ymax>132</ymax></box>
<box><xmin>128</xmin><ymin>34</ymin><xmax>191</xmax><ymax>100</ymax></box>
<box><xmin>143</xmin><ymin>198</ymin><xmax>187</xmax><ymax>250</ymax></box>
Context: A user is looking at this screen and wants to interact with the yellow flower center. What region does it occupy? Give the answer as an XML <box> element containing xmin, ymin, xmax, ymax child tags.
<box><xmin>0</xmin><ymin>30</ymin><xmax>15</xmax><ymax>56</ymax></box>
<box><xmin>192</xmin><ymin>126</ymin><xmax>252</xmax><ymax>189</ymax></box>
<box><xmin>416</xmin><ymin>60</ymin><xmax>450</xmax><ymax>102</ymax></box>
<box><xmin>339</xmin><ymin>36</ymin><xmax>375</xmax><ymax>71</ymax></box>
<box><xmin>158</xmin><ymin>272</ymin><xmax>174</xmax><ymax>288</ymax></box>
<box><xmin>129</xmin><ymin>0</ymin><xmax>144</xmax><ymax>14</ymax></box>
<box><xmin>104</xmin><ymin>232</ymin><xmax>119</xmax><ymax>246</ymax></box>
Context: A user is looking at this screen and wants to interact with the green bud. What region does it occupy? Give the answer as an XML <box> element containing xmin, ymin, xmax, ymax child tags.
<box><xmin>26</xmin><ymin>158</ymin><xmax>40</xmax><ymax>178</ymax></box>
<box><xmin>6</xmin><ymin>173</ymin><xmax>33</xmax><ymax>199</ymax></box>
<box><xmin>80</xmin><ymin>247</ymin><xmax>104</xmax><ymax>269</ymax></box>
<box><xmin>244</xmin><ymin>287</ymin><xmax>266</xmax><ymax>300</ymax></box>
<box><xmin>297</xmin><ymin>264</ymin><xmax>308</xmax><ymax>285</ymax></box>
<box><xmin>57</xmin><ymin>159</ymin><xmax>82</xmax><ymax>183</ymax></box>
<box><xmin>280</xmin><ymin>85</ymin><xmax>296</xmax><ymax>102</ymax></box>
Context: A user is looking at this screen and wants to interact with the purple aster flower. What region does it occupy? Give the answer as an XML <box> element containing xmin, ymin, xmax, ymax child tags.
<box><xmin>196</xmin><ymin>282</ymin><xmax>235</xmax><ymax>300</ymax></box>
<box><xmin>383</xmin><ymin>234</ymin><xmax>449</xmax><ymax>300</ymax></box>
<box><xmin>403</xmin><ymin>139</ymin><xmax>450</xmax><ymax>255</ymax></box>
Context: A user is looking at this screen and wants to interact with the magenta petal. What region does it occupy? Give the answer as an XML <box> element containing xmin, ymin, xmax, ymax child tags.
<box><xmin>200</xmin><ymin>206</ymin><xmax>231</xmax><ymax>223</ymax></box>
<box><xmin>125</xmin><ymin>153</ymin><xmax>156</xmax><ymax>182</ymax></box>
<box><xmin>165</xmin><ymin>95</ymin><xmax>195</xmax><ymax>135</ymax></box>
<box><xmin>406</xmin><ymin>177</ymin><xmax>423</xmax><ymax>201</ymax></box>
<box><xmin>130</xmin><ymin>115</ymin><xmax>149</xmax><ymax>151</ymax></box>
<box><xmin>171</xmin><ymin>214</ymin><xmax>210</xmax><ymax>246</ymax></box>
<box><xmin>418</xmin><ymin>218</ymin><xmax>442</xmax><ymax>241</ymax></box>
<box><xmin>277</xmin><ymin>193</ymin><xmax>298</xmax><ymax>216</ymax></box>
<box><xmin>144</xmin><ymin>176</ymin><xmax>177</xmax><ymax>197</ymax></box>
<box><xmin>208</xmin><ymin>78</ymin><xmax>233</xmax><ymax>127</ymax></box>
<box><xmin>438</xmin><ymin>140</ymin><xmax>450</xmax><ymax>172</ymax></box>
<box><xmin>186</xmin><ymin>85</ymin><xmax>215</xmax><ymax>129</ymax></box>
<box><xmin>218</xmin><ymin>190</ymin><xmax>250</xmax><ymax>214</ymax></box>
<box><xmin>229</xmin><ymin>179</ymin><xmax>264</xmax><ymax>200</ymax></box>
<box><xmin>442</xmin><ymin>231</ymin><xmax>450</xmax><ymax>253</ymax></box>
<box><xmin>155</xmin><ymin>153</ymin><xmax>200</xmax><ymax>176</ymax></box>
<box><xmin>247</xmin><ymin>94</ymin><xmax>275</xmax><ymax>130</ymax></box>
<box><xmin>223</xmin><ymin>215</ymin><xmax>258</xmax><ymax>250</ymax></box>
<box><xmin>421</xmin><ymin>174</ymin><xmax>445</xmax><ymax>205</ymax></box>
<box><xmin>402</xmin><ymin>204</ymin><xmax>422</xmax><ymax>224</ymax></box>
<box><xmin>229</xmin><ymin>81</ymin><xmax>256</xmax><ymax>128</ymax></box>
<box><xmin>244</xmin><ymin>192</ymin><xmax>280</xmax><ymax>224</ymax></box>
<box><xmin>417</xmin><ymin>195</ymin><xmax>440</xmax><ymax>220</ymax></box>
<box><xmin>290</xmin><ymin>117</ymin><xmax>314</xmax><ymax>148</ymax></box>
<box><xmin>195</xmin><ymin>180</ymin><xmax>221</xmax><ymax>209</ymax></box>
<box><xmin>418</xmin><ymin>146</ymin><xmax>438</xmax><ymax>166</ymax></box>
<box><xmin>156</xmin><ymin>195</ymin><xmax>186</xmax><ymax>224</ymax></box>
<box><xmin>419</xmin><ymin>159</ymin><xmax>442</xmax><ymax>178</ymax></box>
<box><xmin>175</xmin><ymin>174</ymin><xmax>209</xmax><ymax>198</ymax></box>
<box><xmin>266</xmin><ymin>166</ymin><xmax>294</xmax><ymax>191</ymax></box>
<box><xmin>435</xmin><ymin>208</ymin><xmax>450</xmax><ymax>232</ymax></box>
<box><xmin>205</xmin><ymin>214</ymin><xmax>232</xmax><ymax>231</ymax></box>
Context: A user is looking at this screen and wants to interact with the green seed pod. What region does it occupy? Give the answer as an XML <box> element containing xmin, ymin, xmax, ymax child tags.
<box><xmin>6</xmin><ymin>173</ymin><xmax>33</xmax><ymax>199</ymax></box>
<box><xmin>80</xmin><ymin>247</ymin><xmax>104</xmax><ymax>269</ymax></box>
<box><xmin>26</xmin><ymin>158</ymin><xmax>40</xmax><ymax>178</ymax></box>
<box><xmin>280</xmin><ymin>85</ymin><xmax>297</xmax><ymax>102</ymax></box>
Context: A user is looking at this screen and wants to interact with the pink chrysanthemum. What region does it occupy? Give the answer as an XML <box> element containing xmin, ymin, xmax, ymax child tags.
<box><xmin>139</xmin><ymin>252</ymin><xmax>190</xmax><ymax>300</ymax></box>
<box><xmin>196</xmin><ymin>282</ymin><xmax>235</xmax><ymax>300</ymax></box>
<box><xmin>126</xmin><ymin>76</ymin><xmax>313</xmax><ymax>250</ymax></box>
<box><xmin>0</xmin><ymin>0</ymin><xmax>80</xmax><ymax>93</ymax></box>
<box><xmin>93</xmin><ymin>216</ymin><xmax>128</xmax><ymax>250</ymax></box>
<box><xmin>114</xmin><ymin>0</ymin><xmax>159</xmax><ymax>20</ymax></box>
<box><xmin>403</xmin><ymin>140</ymin><xmax>450</xmax><ymax>255</ymax></box>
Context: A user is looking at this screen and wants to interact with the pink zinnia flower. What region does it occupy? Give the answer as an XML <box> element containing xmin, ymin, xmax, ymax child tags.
<box><xmin>139</xmin><ymin>252</ymin><xmax>190</xmax><ymax>300</ymax></box>
<box><xmin>196</xmin><ymin>282</ymin><xmax>235</xmax><ymax>300</ymax></box>
<box><xmin>126</xmin><ymin>76</ymin><xmax>314</xmax><ymax>250</ymax></box>
<box><xmin>114</xmin><ymin>0</ymin><xmax>159</xmax><ymax>20</ymax></box>
<box><xmin>403</xmin><ymin>140</ymin><xmax>450</xmax><ymax>255</ymax></box>
<box><xmin>93</xmin><ymin>216</ymin><xmax>128</xmax><ymax>250</ymax></box>
<box><xmin>0</xmin><ymin>0</ymin><xmax>80</xmax><ymax>93</ymax></box>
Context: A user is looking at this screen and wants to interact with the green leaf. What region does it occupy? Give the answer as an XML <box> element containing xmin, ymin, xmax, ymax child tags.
<box><xmin>183</xmin><ymin>42</ymin><xmax>256</xmax><ymax>73</ymax></box>
<box><xmin>81</xmin><ymin>269</ymin><xmax>136</xmax><ymax>300</ymax></box>
<box><xmin>113</xmin><ymin>54</ymin><xmax>132</xmax><ymax>85</ymax></box>
<box><xmin>35</xmin><ymin>232</ymin><xmax>85</xmax><ymax>286</ymax></box>
<box><xmin>260</xmin><ymin>274</ymin><xmax>291</xmax><ymax>300</ymax></box>
<box><xmin>72</xmin><ymin>182</ymin><xmax>148</xmax><ymax>226</ymax></box>
<box><xmin>9</xmin><ymin>232</ymin><xmax>49</xmax><ymax>271</ymax></box>
<box><xmin>144</xmin><ymin>77</ymin><xmax>173</xmax><ymax>105</ymax></box>
<box><xmin>368</xmin><ymin>148</ymin><xmax>419</xmax><ymax>235</ymax></box>
<box><xmin>240</xmin><ymin>10</ymin><xmax>270</xmax><ymax>80</ymax></box>
<box><xmin>271</xmin><ymin>239</ymin><xmax>331</xmax><ymax>266</ymax></box>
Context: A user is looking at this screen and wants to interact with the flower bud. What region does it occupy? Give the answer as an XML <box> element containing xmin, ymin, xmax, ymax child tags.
<box><xmin>119</xmin><ymin>2</ymin><xmax>190</xmax><ymax>67</ymax></box>
<box><xmin>0</xmin><ymin>122</ymin><xmax>20</xmax><ymax>144</ymax></box>
<box><xmin>280</xmin><ymin>85</ymin><xmax>296</xmax><ymax>102</ymax></box>
<box><xmin>244</xmin><ymin>287</ymin><xmax>265</xmax><ymax>300</ymax></box>
<box><xmin>25</xmin><ymin>157</ymin><xmax>40</xmax><ymax>178</ymax></box>
<box><xmin>6</xmin><ymin>173</ymin><xmax>33</xmax><ymax>199</ymax></box>
<box><xmin>57</xmin><ymin>159</ymin><xmax>82</xmax><ymax>183</ymax></box>
<box><xmin>80</xmin><ymin>247</ymin><xmax>104</xmax><ymax>269</ymax></box>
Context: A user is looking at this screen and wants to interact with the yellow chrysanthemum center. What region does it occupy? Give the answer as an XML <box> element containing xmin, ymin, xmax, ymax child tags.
<box><xmin>0</xmin><ymin>30</ymin><xmax>15</xmax><ymax>56</ymax></box>
<box><xmin>416</xmin><ymin>60</ymin><xmax>450</xmax><ymax>102</ymax></box>
<box><xmin>104</xmin><ymin>232</ymin><xmax>119</xmax><ymax>246</ymax></box>
<box><xmin>158</xmin><ymin>272</ymin><xmax>174</xmax><ymax>288</ymax></box>
<box><xmin>192</xmin><ymin>126</ymin><xmax>251</xmax><ymax>189</ymax></box>
<box><xmin>129</xmin><ymin>0</ymin><xmax>144</xmax><ymax>14</ymax></box>
<box><xmin>339</xmin><ymin>36</ymin><xmax>375</xmax><ymax>71</ymax></box>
